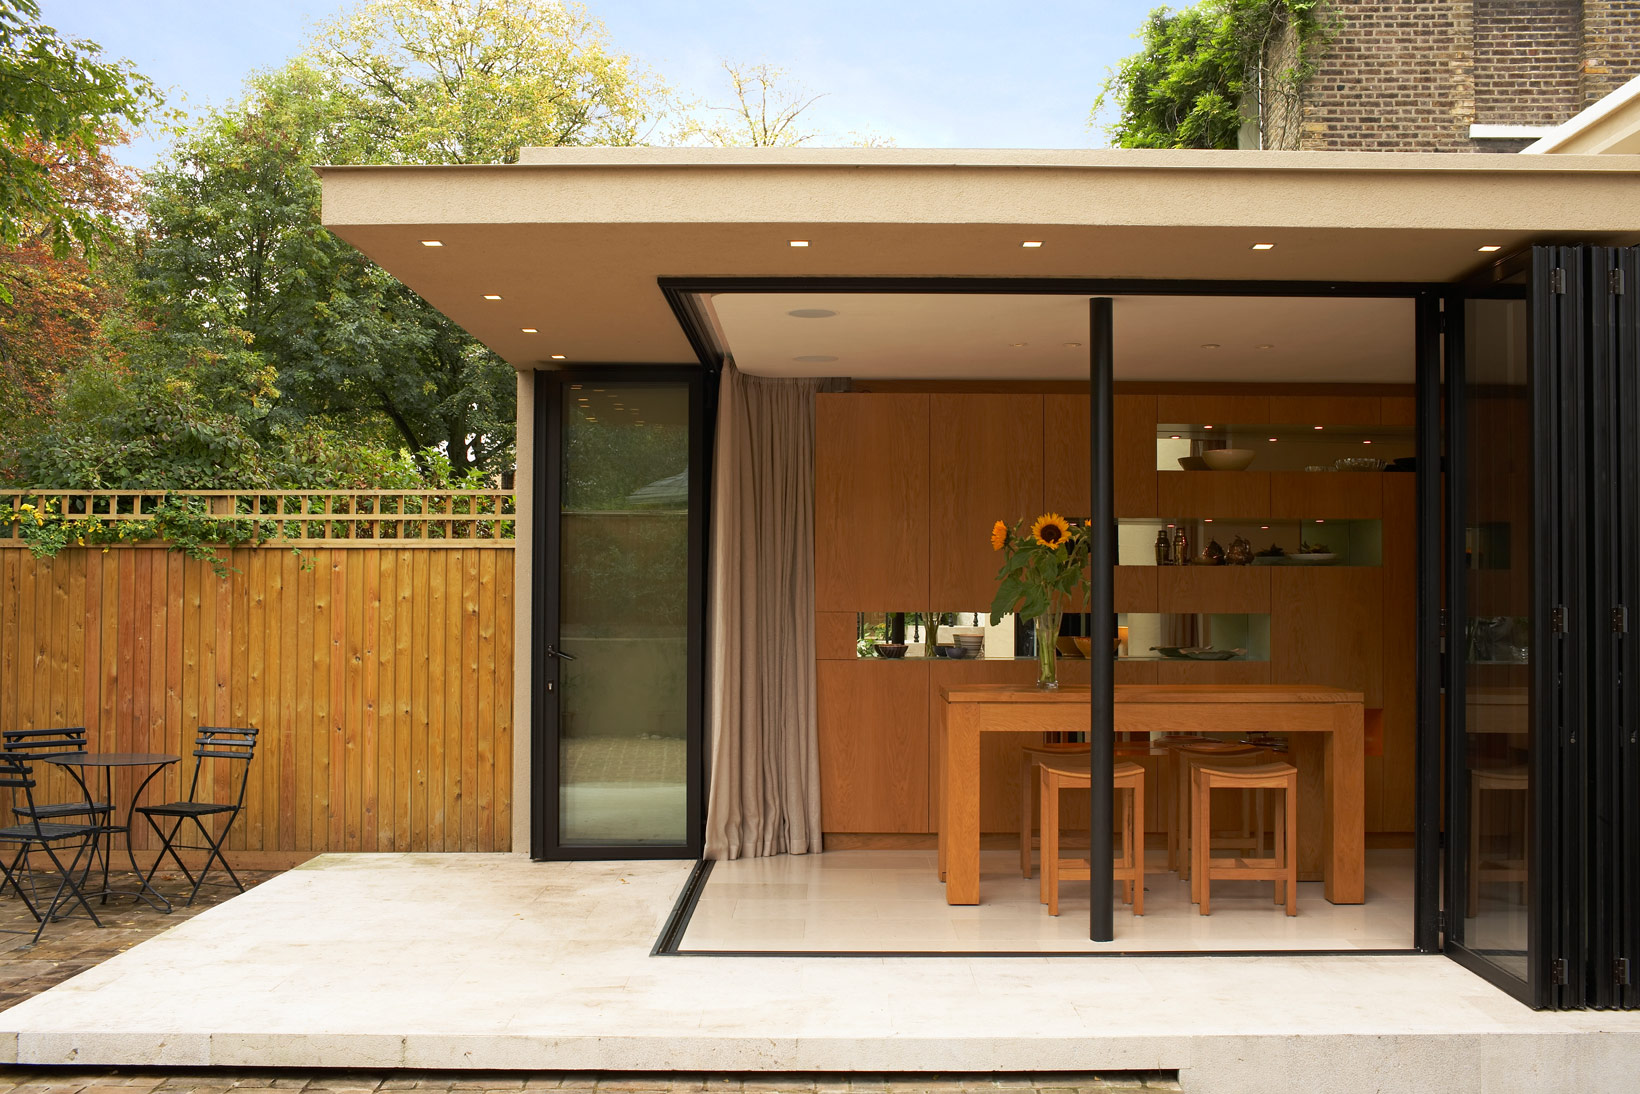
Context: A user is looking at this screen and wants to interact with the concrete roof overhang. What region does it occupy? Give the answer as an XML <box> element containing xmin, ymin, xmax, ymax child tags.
<box><xmin>316</xmin><ymin>147</ymin><xmax>1640</xmax><ymax>369</ymax></box>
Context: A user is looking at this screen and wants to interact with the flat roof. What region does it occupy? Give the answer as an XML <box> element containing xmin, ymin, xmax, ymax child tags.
<box><xmin>318</xmin><ymin>147</ymin><xmax>1640</xmax><ymax>368</ymax></box>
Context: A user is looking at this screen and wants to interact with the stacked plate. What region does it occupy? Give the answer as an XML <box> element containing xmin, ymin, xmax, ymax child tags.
<box><xmin>953</xmin><ymin>631</ymin><xmax>986</xmax><ymax>657</ymax></box>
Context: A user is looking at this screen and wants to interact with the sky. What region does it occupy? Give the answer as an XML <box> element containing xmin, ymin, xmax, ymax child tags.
<box><xmin>41</xmin><ymin>0</ymin><xmax>1159</xmax><ymax>170</ymax></box>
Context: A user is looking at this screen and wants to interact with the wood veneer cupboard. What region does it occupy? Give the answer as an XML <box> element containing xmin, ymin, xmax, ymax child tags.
<box><xmin>812</xmin><ymin>386</ymin><xmax>1419</xmax><ymax>840</ymax></box>
<box><xmin>816</xmin><ymin>660</ymin><xmax>929</xmax><ymax>833</ymax></box>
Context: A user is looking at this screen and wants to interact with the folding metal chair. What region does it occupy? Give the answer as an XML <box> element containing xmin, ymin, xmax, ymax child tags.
<box><xmin>0</xmin><ymin>727</ymin><xmax>113</xmax><ymax>904</ymax></box>
<box><xmin>136</xmin><ymin>727</ymin><xmax>258</xmax><ymax>906</ymax></box>
<box><xmin>0</xmin><ymin>753</ymin><xmax>104</xmax><ymax>942</ymax></box>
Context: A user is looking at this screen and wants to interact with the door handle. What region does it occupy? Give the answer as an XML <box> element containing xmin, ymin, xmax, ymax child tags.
<box><xmin>546</xmin><ymin>644</ymin><xmax>577</xmax><ymax>661</ymax></box>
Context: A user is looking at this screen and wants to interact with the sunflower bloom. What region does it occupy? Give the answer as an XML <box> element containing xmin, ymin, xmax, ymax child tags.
<box><xmin>991</xmin><ymin>520</ymin><xmax>1008</xmax><ymax>551</ymax></box>
<box><xmin>1030</xmin><ymin>513</ymin><xmax>1069</xmax><ymax>549</ymax></box>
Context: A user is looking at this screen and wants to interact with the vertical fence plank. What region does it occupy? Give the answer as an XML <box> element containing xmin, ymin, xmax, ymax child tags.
<box><xmin>328</xmin><ymin>551</ymin><xmax>347</xmax><ymax>850</ymax></box>
<box><xmin>375</xmin><ymin>549</ymin><xmax>396</xmax><ymax>851</ymax></box>
<box><xmin>495</xmin><ymin>551</ymin><xmax>514</xmax><ymax>850</ymax></box>
<box><xmin>444</xmin><ymin>551</ymin><xmax>463</xmax><ymax>852</ymax></box>
<box><xmin>163</xmin><ymin>553</ymin><xmax>184</xmax><ymax>816</ymax></box>
<box><xmin>427</xmin><ymin>551</ymin><xmax>448</xmax><ymax>852</ymax></box>
<box><xmin>2</xmin><ymin>551</ymin><xmax>19</xmax><ymax>739</ymax></box>
<box><xmin>393</xmin><ymin>549</ymin><xmax>413</xmax><ymax>852</ymax></box>
<box><xmin>476</xmin><ymin>550</ymin><xmax>496</xmax><ymax>850</ymax></box>
<box><xmin>411</xmin><ymin>550</ymin><xmax>431</xmax><ymax>852</ymax></box>
<box><xmin>461</xmin><ymin>549</ymin><xmax>480</xmax><ymax>852</ymax></box>
<box><xmin>279</xmin><ymin>550</ymin><xmax>299</xmax><ymax>852</ymax></box>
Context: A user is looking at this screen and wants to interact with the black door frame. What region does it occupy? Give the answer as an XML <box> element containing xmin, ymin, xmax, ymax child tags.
<box><xmin>663</xmin><ymin>275</ymin><xmax>1448</xmax><ymax>953</ymax></box>
<box><xmin>530</xmin><ymin>366</ymin><xmax>710</xmax><ymax>861</ymax></box>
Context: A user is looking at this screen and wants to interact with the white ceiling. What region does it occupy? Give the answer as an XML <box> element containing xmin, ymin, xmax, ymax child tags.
<box><xmin>710</xmin><ymin>293</ymin><xmax>1416</xmax><ymax>382</ymax></box>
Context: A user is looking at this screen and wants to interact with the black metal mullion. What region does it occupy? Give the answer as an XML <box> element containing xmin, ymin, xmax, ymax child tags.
<box><xmin>532</xmin><ymin>371</ymin><xmax>562</xmax><ymax>860</ymax></box>
<box><xmin>1413</xmin><ymin>290</ymin><xmax>1443</xmax><ymax>953</ymax></box>
<box><xmin>1619</xmin><ymin>246</ymin><xmax>1640</xmax><ymax>1010</ymax></box>
<box><xmin>1442</xmin><ymin>288</ymin><xmax>1470</xmax><ymax>956</ymax></box>
<box><xmin>1089</xmin><ymin>298</ymin><xmax>1115</xmax><ymax>944</ymax></box>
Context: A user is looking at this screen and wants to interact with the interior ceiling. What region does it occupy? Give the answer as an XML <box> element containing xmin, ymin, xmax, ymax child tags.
<box><xmin>710</xmin><ymin>293</ymin><xmax>1416</xmax><ymax>382</ymax></box>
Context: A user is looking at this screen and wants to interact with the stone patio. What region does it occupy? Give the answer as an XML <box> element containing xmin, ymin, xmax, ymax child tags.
<box><xmin>2</xmin><ymin>854</ymin><xmax>1639</xmax><ymax>1093</ymax></box>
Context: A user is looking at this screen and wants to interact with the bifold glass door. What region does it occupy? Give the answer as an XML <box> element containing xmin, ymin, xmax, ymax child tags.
<box><xmin>1446</xmin><ymin>246</ymin><xmax>1640</xmax><ymax>1009</ymax></box>
<box><xmin>532</xmin><ymin>370</ymin><xmax>704</xmax><ymax>859</ymax></box>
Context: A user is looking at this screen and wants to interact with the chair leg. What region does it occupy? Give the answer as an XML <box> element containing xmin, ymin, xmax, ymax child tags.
<box><xmin>1043</xmin><ymin>768</ymin><xmax>1060</xmax><ymax>917</ymax></box>
<box><xmin>141</xmin><ymin>813</ymin><xmax>198</xmax><ymax>894</ymax></box>
<box><xmin>33</xmin><ymin>837</ymin><xmax>102</xmax><ymax>942</ymax></box>
<box><xmin>1283</xmin><ymin>773</ymin><xmax>1298</xmax><ymax>916</ymax></box>
<box><xmin>186</xmin><ymin>813</ymin><xmax>245</xmax><ymax>905</ymax></box>
<box><xmin>1195</xmin><ymin>771</ymin><xmax>1211</xmax><ymax>916</ymax></box>
<box><xmin>1131</xmin><ymin>780</ymin><xmax>1145</xmax><ymax>916</ymax></box>
<box><xmin>1020</xmin><ymin>754</ymin><xmax>1035</xmax><ymax>879</ymax></box>
<box><xmin>1468</xmin><ymin>781</ymin><xmax>1481</xmax><ymax>916</ymax></box>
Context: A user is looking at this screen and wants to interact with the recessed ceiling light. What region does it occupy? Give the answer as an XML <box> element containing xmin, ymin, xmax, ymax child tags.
<box><xmin>1251</xmin><ymin>243</ymin><xmax>1275</xmax><ymax>250</ymax></box>
<box><xmin>483</xmin><ymin>294</ymin><xmax>502</xmax><ymax>300</ymax></box>
<box><xmin>1268</xmin><ymin>437</ymin><xmax>1278</xmax><ymax>443</ymax></box>
<box><xmin>787</xmin><ymin>308</ymin><xmax>836</xmax><ymax>319</ymax></box>
<box><xmin>1363</xmin><ymin>440</ymin><xmax>1373</xmax><ymax>445</ymax></box>
<box><xmin>1316</xmin><ymin>519</ymin><xmax>1325</xmax><ymax>524</ymax></box>
<box><xmin>1170</xmin><ymin>434</ymin><xmax>1181</xmax><ymax>440</ymax></box>
<box><xmin>1255</xmin><ymin>343</ymin><xmax>1274</xmax><ymax>350</ymax></box>
<box><xmin>1478</xmin><ymin>245</ymin><xmax>1502</xmax><ymax>252</ymax></box>
<box><xmin>550</xmin><ymin>354</ymin><xmax>566</xmax><ymax>359</ymax></box>
<box><xmin>521</xmin><ymin>328</ymin><xmax>538</xmax><ymax>333</ymax></box>
<box><xmin>1261</xmin><ymin>525</ymin><xmax>1270</xmax><ymax>530</ymax></box>
<box><xmin>1204</xmin><ymin>425</ymin><xmax>1214</xmax><ymax>430</ymax></box>
<box><xmin>1063</xmin><ymin>342</ymin><xmax>1082</xmax><ymax>348</ymax></box>
<box><xmin>1021</xmin><ymin>241</ymin><xmax>1044</xmax><ymax>248</ymax></box>
<box><xmin>420</xmin><ymin>240</ymin><xmax>443</xmax><ymax>247</ymax></box>
<box><xmin>789</xmin><ymin>240</ymin><xmax>810</xmax><ymax>247</ymax></box>
<box><xmin>793</xmin><ymin>355</ymin><xmax>839</xmax><ymax>363</ymax></box>
<box><xmin>1314</xmin><ymin>425</ymin><xmax>1324</xmax><ymax>431</ymax></box>
<box><xmin>1204</xmin><ymin>518</ymin><xmax>1213</xmax><ymax>523</ymax></box>
<box><xmin>1010</xmin><ymin>342</ymin><xmax>1028</xmax><ymax>347</ymax></box>
<box><xmin>1200</xmin><ymin>343</ymin><xmax>1220</xmax><ymax>349</ymax></box>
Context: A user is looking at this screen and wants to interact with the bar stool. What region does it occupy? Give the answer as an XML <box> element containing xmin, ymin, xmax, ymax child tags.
<box><xmin>1468</xmin><ymin>765</ymin><xmax>1528</xmax><ymax>914</ymax></box>
<box><xmin>1192</xmin><ymin>760</ymin><xmax>1299</xmax><ymax>916</ymax></box>
<box><xmin>1039</xmin><ymin>759</ymin><xmax>1146</xmax><ymax>917</ymax></box>
<box><xmin>1167</xmin><ymin>740</ymin><xmax>1266</xmax><ymax>880</ymax></box>
<box><xmin>1018</xmin><ymin>743</ymin><xmax>1088</xmax><ymax>878</ymax></box>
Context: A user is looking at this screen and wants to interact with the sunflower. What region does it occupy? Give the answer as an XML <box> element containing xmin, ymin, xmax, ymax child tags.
<box><xmin>990</xmin><ymin>520</ymin><xmax>1008</xmax><ymax>551</ymax></box>
<box><xmin>1030</xmin><ymin>512</ymin><xmax>1070</xmax><ymax>549</ymax></box>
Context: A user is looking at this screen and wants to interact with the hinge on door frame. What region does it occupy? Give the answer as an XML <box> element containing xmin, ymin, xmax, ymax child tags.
<box><xmin>1552</xmin><ymin>605</ymin><xmax>1567</xmax><ymax>635</ymax></box>
<box><xmin>1551</xmin><ymin>267</ymin><xmax>1567</xmax><ymax>294</ymax></box>
<box><xmin>1613</xmin><ymin>268</ymin><xmax>1627</xmax><ymax>295</ymax></box>
<box><xmin>1615</xmin><ymin>605</ymin><xmax>1629</xmax><ymax>634</ymax></box>
<box><xmin>1553</xmin><ymin>957</ymin><xmax>1569</xmax><ymax>985</ymax></box>
<box><xmin>1437</xmin><ymin>909</ymin><xmax>1447</xmax><ymax>935</ymax></box>
<box><xmin>1616</xmin><ymin>957</ymin><xmax>1632</xmax><ymax>986</ymax></box>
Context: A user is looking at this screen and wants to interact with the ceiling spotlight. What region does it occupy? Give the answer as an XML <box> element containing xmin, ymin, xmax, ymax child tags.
<box><xmin>1478</xmin><ymin>245</ymin><xmax>1502</xmax><ymax>252</ymax></box>
<box><xmin>789</xmin><ymin>240</ymin><xmax>810</xmax><ymax>247</ymax></box>
<box><xmin>1021</xmin><ymin>241</ymin><xmax>1044</xmax><ymax>248</ymax></box>
<box><xmin>1261</xmin><ymin>525</ymin><xmax>1270</xmax><ymax>530</ymax></box>
<box><xmin>1204</xmin><ymin>518</ymin><xmax>1214</xmax><ymax>523</ymax></box>
<box><xmin>1251</xmin><ymin>243</ymin><xmax>1275</xmax><ymax>251</ymax></box>
<box><xmin>1204</xmin><ymin>425</ymin><xmax>1214</xmax><ymax>430</ymax></box>
<box><xmin>521</xmin><ymin>328</ymin><xmax>538</xmax><ymax>333</ymax></box>
<box><xmin>1170</xmin><ymin>434</ymin><xmax>1181</xmax><ymax>440</ymax></box>
<box><xmin>1200</xmin><ymin>343</ymin><xmax>1220</xmax><ymax>349</ymax></box>
<box><xmin>420</xmin><ymin>240</ymin><xmax>443</xmax><ymax>247</ymax></box>
<box><xmin>1268</xmin><ymin>437</ymin><xmax>1278</xmax><ymax>443</ymax></box>
<box><xmin>787</xmin><ymin>308</ymin><xmax>836</xmax><ymax>319</ymax></box>
<box><xmin>1255</xmin><ymin>343</ymin><xmax>1274</xmax><ymax>350</ymax></box>
<box><xmin>1314</xmin><ymin>425</ymin><xmax>1324</xmax><ymax>431</ymax></box>
<box><xmin>483</xmin><ymin>294</ymin><xmax>502</xmax><ymax>300</ymax></box>
<box><xmin>550</xmin><ymin>354</ymin><xmax>566</xmax><ymax>359</ymax></box>
<box><xmin>1009</xmin><ymin>342</ymin><xmax>1028</xmax><ymax>347</ymax></box>
<box><xmin>793</xmin><ymin>355</ymin><xmax>839</xmax><ymax>363</ymax></box>
<box><xmin>1063</xmin><ymin>342</ymin><xmax>1083</xmax><ymax>349</ymax></box>
<box><xmin>1363</xmin><ymin>440</ymin><xmax>1373</xmax><ymax>445</ymax></box>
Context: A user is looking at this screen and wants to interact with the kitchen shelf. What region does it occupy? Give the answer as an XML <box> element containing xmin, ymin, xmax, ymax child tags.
<box><xmin>1118</xmin><ymin>517</ymin><xmax>1382</xmax><ymax>567</ymax></box>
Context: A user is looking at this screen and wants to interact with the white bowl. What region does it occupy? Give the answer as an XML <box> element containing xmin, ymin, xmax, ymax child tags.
<box><xmin>1201</xmin><ymin>448</ymin><xmax>1255</xmax><ymax>471</ymax></box>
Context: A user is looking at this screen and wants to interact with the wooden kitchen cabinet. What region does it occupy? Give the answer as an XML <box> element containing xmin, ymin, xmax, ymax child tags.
<box><xmin>929</xmin><ymin>394</ymin><xmax>1043</xmax><ymax>606</ymax></box>
<box><xmin>818</xmin><ymin>660</ymin><xmax>929</xmax><ymax>833</ymax></box>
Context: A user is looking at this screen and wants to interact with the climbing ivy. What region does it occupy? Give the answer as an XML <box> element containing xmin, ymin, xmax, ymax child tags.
<box><xmin>1096</xmin><ymin>0</ymin><xmax>1329</xmax><ymax>150</ymax></box>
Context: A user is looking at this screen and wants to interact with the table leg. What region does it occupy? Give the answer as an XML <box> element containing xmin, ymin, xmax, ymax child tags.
<box><xmin>1289</xmin><ymin>735</ymin><xmax>1326</xmax><ymax>883</ymax></box>
<box><xmin>1324</xmin><ymin>704</ymin><xmax>1366</xmax><ymax>904</ymax></box>
<box><xmin>935</xmin><ymin>702</ymin><xmax>947</xmax><ymax>883</ymax></box>
<box><xmin>943</xmin><ymin>704</ymin><xmax>982</xmax><ymax>905</ymax></box>
<box><xmin>123</xmin><ymin>764</ymin><xmax>174</xmax><ymax>913</ymax></box>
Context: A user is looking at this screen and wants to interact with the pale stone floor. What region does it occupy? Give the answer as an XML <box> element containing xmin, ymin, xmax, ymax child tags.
<box><xmin>0</xmin><ymin>866</ymin><xmax>1172</xmax><ymax>1094</ymax></box>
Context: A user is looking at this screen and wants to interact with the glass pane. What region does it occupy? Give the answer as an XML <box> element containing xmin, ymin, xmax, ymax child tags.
<box><xmin>558</xmin><ymin>383</ymin><xmax>690</xmax><ymax>846</ymax></box>
<box><xmin>1461</xmin><ymin>295</ymin><xmax>1532</xmax><ymax>981</ymax></box>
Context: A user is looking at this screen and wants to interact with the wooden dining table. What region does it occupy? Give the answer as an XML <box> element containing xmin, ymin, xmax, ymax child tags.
<box><xmin>935</xmin><ymin>683</ymin><xmax>1366</xmax><ymax>906</ymax></box>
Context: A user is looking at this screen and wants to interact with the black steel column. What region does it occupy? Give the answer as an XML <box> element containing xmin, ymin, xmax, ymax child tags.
<box><xmin>1413</xmin><ymin>290</ymin><xmax>1442</xmax><ymax>953</ymax></box>
<box><xmin>1089</xmin><ymin>297</ymin><xmax>1115</xmax><ymax>943</ymax></box>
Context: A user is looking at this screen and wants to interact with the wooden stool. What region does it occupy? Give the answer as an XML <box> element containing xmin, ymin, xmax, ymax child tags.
<box><xmin>1192</xmin><ymin>760</ymin><xmax>1299</xmax><ymax>916</ymax></box>
<box><xmin>1040</xmin><ymin>760</ymin><xmax>1145</xmax><ymax>917</ymax></box>
<box><xmin>1019</xmin><ymin>743</ymin><xmax>1089</xmax><ymax>878</ymax></box>
<box><xmin>1468</xmin><ymin>765</ymin><xmax>1528</xmax><ymax>915</ymax></box>
<box><xmin>1167</xmin><ymin>741</ymin><xmax>1266</xmax><ymax>879</ymax></box>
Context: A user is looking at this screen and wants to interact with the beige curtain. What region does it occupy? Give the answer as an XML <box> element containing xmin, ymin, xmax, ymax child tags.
<box><xmin>704</xmin><ymin>364</ymin><xmax>828</xmax><ymax>859</ymax></box>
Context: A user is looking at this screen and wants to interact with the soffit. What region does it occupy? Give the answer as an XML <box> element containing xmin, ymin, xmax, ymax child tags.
<box><xmin>317</xmin><ymin>149</ymin><xmax>1640</xmax><ymax>369</ymax></box>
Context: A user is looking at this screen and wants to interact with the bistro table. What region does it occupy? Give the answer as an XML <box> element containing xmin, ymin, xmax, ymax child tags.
<box><xmin>935</xmin><ymin>683</ymin><xmax>1366</xmax><ymax>907</ymax></box>
<box><xmin>47</xmin><ymin>752</ymin><xmax>181</xmax><ymax>913</ymax></box>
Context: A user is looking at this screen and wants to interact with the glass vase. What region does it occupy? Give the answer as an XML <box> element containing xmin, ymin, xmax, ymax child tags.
<box><xmin>1034</xmin><ymin>607</ymin><xmax>1062</xmax><ymax>689</ymax></box>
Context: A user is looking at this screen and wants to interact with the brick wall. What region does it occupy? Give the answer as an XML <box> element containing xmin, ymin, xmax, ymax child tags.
<box><xmin>1290</xmin><ymin>0</ymin><xmax>1640</xmax><ymax>152</ymax></box>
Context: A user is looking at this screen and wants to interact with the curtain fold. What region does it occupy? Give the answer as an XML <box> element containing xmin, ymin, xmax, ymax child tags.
<box><xmin>704</xmin><ymin>364</ymin><xmax>827</xmax><ymax>859</ymax></box>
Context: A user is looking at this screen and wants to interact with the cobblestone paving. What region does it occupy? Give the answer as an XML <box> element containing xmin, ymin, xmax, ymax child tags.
<box><xmin>0</xmin><ymin>869</ymin><xmax>1182</xmax><ymax>1092</ymax></box>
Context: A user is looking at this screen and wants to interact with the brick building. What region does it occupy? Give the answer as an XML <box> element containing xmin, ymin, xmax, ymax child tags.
<box><xmin>1249</xmin><ymin>0</ymin><xmax>1640</xmax><ymax>151</ymax></box>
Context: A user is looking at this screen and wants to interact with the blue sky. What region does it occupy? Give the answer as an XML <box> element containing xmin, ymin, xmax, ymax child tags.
<box><xmin>43</xmin><ymin>0</ymin><xmax>1159</xmax><ymax>169</ymax></box>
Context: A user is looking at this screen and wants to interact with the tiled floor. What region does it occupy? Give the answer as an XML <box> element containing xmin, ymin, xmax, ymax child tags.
<box><xmin>680</xmin><ymin>848</ymin><xmax>1415</xmax><ymax>953</ymax></box>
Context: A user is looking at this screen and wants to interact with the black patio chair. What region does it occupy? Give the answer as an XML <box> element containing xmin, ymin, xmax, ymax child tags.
<box><xmin>0</xmin><ymin>753</ymin><xmax>103</xmax><ymax>942</ymax></box>
<box><xmin>136</xmin><ymin>726</ymin><xmax>258</xmax><ymax>906</ymax></box>
<box><xmin>1</xmin><ymin>728</ymin><xmax>113</xmax><ymax>822</ymax></box>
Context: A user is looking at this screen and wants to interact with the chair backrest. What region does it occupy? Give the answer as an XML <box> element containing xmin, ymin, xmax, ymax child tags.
<box><xmin>0</xmin><ymin>752</ymin><xmax>48</xmax><ymax>836</ymax></box>
<box><xmin>2</xmin><ymin>727</ymin><xmax>89</xmax><ymax>760</ymax></box>
<box><xmin>182</xmin><ymin>727</ymin><xmax>259</xmax><ymax>807</ymax></box>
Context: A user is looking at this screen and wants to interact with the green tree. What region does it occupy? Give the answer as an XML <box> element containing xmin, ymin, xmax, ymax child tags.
<box><xmin>0</xmin><ymin>0</ymin><xmax>154</xmax><ymax>259</ymax></box>
<box><xmin>1096</xmin><ymin>0</ymin><xmax>1324</xmax><ymax>150</ymax></box>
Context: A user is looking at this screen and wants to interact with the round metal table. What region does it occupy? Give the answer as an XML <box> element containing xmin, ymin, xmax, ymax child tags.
<box><xmin>47</xmin><ymin>752</ymin><xmax>180</xmax><ymax>913</ymax></box>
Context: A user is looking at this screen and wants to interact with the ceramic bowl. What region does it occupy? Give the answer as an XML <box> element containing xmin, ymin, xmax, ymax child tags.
<box><xmin>873</xmin><ymin>643</ymin><xmax>908</xmax><ymax>659</ymax></box>
<box><xmin>1073</xmin><ymin>637</ymin><xmax>1093</xmax><ymax>658</ymax></box>
<box><xmin>1201</xmin><ymin>448</ymin><xmax>1255</xmax><ymax>471</ymax></box>
<box><xmin>1056</xmin><ymin>636</ymin><xmax>1084</xmax><ymax>658</ymax></box>
<box><xmin>1177</xmin><ymin>455</ymin><xmax>1209</xmax><ymax>471</ymax></box>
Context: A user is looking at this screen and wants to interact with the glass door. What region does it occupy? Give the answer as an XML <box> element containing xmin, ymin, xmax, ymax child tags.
<box><xmin>531</xmin><ymin>370</ymin><xmax>705</xmax><ymax>859</ymax></box>
<box><xmin>1444</xmin><ymin>248</ymin><xmax>1583</xmax><ymax>1007</ymax></box>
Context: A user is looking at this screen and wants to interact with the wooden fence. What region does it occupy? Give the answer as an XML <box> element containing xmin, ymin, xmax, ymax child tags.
<box><xmin>0</xmin><ymin>542</ymin><xmax>515</xmax><ymax>864</ymax></box>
